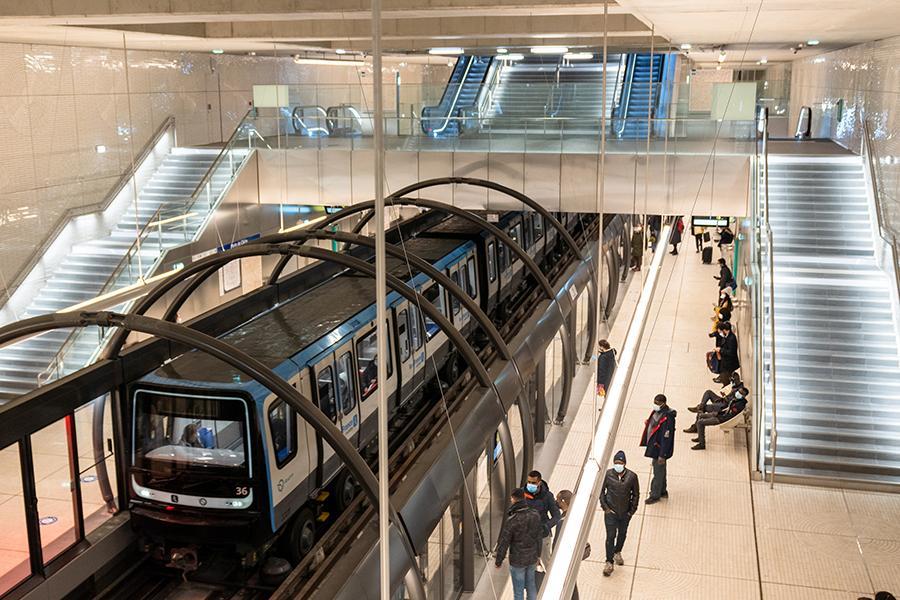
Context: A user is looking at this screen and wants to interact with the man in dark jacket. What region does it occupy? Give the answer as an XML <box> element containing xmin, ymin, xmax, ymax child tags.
<box><xmin>524</xmin><ymin>470</ymin><xmax>561</xmax><ymax>570</ymax></box>
<box><xmin>640</xmin><ymin>394</ymin><xmax>676</xmax><ymax>504</ymax></box>
<box><xmin>714</xmin><ymin>322</ymin><xmax>740</xmax><ymax>384</ymax></box>
<box><xmin>599</xmin><ymin>450</ymin><xmax>640</xmax><ymax>576</ymax></box>
<box><xmin>630</xmin><ymin>226</ymin><xmax>644</xmax><ymax>272</ymax></box>
<box><xmin>714</xmin><ymin>258</ymin><xmax>734</xmax><ymax>291</ymax></box>
<box><xmin>685</xmin><ymin>386</ymin><xmax>749</xmax><ymax>449</ymax></box>
<box><xmin>595</xmin><ymin>339</ymin><xmax>617</xmax><ymax>397</ymax></box>
<box><xmin>495</xmin><ymin>488</ymin><xmax>543</xmax><ymax>600</ymax></box>
<box><xmin>690</xmin><ymin>373</ymin><xmax>742</xmax><ymax>414</ymax></box>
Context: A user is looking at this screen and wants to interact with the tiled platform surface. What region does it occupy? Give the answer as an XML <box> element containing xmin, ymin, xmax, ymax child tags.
<box><xmin>467</xmin><ymin>246</ymin><xmax>900</xmax><ymax>600</ymax></box>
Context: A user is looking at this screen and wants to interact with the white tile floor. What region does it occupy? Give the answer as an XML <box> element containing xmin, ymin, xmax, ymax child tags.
<box><xmin>467</xmin><ymin>246</ymin><xmax>900</xmax><ymax>600</ymax></box>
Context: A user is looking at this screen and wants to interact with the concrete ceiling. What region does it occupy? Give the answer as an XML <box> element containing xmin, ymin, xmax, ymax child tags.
<box><xmin>0</xmin><ymin>0</ymin><xmax>896</xmax><ymax>59</ymax></box>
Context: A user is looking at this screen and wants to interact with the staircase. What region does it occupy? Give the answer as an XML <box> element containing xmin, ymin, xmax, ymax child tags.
<box><xmin>615</xmin><ymin>53</ymin><xmax>665</xmax><ymax>139</ymax></box>
<box><xmin>484</xmin><ymin>56</ymin><xmax>622</xmax><ymax>133</ymax></box>
<box><xmin>0</xmin><ymin>147</ymin><xmax>230</xmax><ymax>401</ymax></box>
<box><xmin>422</xmin><ymin>56</ymin><xmax>492</xmax><ymax>138</ymax></box>
<box><xmin>763</xmin><ymin>155</ymin><xmax>900</xmax><ymax>487</ymax></box>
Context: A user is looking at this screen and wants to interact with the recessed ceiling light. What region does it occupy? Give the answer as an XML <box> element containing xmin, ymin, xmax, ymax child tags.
<box><xmin>530</xmin><ymin>46</ymin><xmax>568</xmax><ymax>55</ymax></box>
<box><xmin>429</xmin><ymin>47</ymin><xmax>464</xmax><ymax>55</ymax></box>
<box><xmin>680</xmin><ymin>43</ymin><xmax>692</xmax><ymax>50</ymax></box>
<box><xmin>716</xmin><ymin>65</ymin><xmax>722</xmax><ymax>71</ymax></box>
<box><xmin>335</xmin><ymin>48</ymin><xmax>347</xmax><ymax>54</ymax></box>
<box><xmin>496</xmin><ymin>48</ymin><xmax>508</xmax><ymax>54</ymax></box>
<box><xmin>211</xmin><ymin>49</ymin><xmax>224</xmax><ymax>55</ymax></box>
<box><xmin>247</xmin><ymin>51</ymin><xmax>256</xmax><ymax>56</ymax></box>
<box><xmin>563</xmin><ymin>52</ymin><xmax>593</xmax><ymax>60</ymax></box>
<box><xmin>718</xmin><ymin>50</ymin><xmax>727</xmax><ymax>63</ymax></box>
<box><xmin>807</xmin><ymin>39</ymin><xmax>820</xmax><ymax>46</ymax></box>
<box><xmin>95</xmin><ymin>145</ymin><xmax>107</xmax><ymax>154</ymax></box>
<box><xmin>292</xmin><ymin>57</ymin><xmax>366</xmax><ymax>66</ymax></box>
<box><xmin>759</xmin><ymin>57</ymin><xmax>768</xmax><ymax>64</ymax></box>
<box><xmin>501</xmin><ymin>53</ymin><xmax>525</xmax><ymax>61</ymax></box>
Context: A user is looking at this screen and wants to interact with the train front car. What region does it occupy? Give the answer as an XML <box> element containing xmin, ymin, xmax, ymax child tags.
<box><xmin>128</xmin><ymin>375</ymin><xmax>271</xmax><ymax>569</ymax></box>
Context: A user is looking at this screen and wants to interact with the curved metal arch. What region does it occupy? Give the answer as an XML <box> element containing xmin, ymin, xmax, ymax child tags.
<box><xmin>308</xmin><ymin>198</ymin><xmax>579</xmax><ymax>422</ymax></box>
<box><xmin>148</xmin><ymin>229</ymin><xmax>535</xmax><ymax>484</ymax></box>
<box><xmin>102</xmin><ymin>242</ymin><xmax>518</xmax><ymax>497</ymax></box>
<box><xmin>0</xmin><ymin>310</ymin><xmax>426</xmax><ymax>599</ymax></box>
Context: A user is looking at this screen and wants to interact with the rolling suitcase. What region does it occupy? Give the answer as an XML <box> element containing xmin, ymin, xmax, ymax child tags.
<box><xmin>702</xmin><ymin>246</ymin><xmax>713</xmax><ymax>264</ymax></box>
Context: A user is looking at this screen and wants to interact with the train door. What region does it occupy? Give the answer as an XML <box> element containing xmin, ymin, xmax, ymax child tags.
<box><xmin>312</xmin><ymin>358</ymin><xmax>339</xmax><ymax>482</ymax></box>
<box><xmin>354</xmin><ymin>321</ymin><xmax>394</xmax><ymax>445</ymax></box>
<box><xmin>332</xmin><ymin>339</ymin><xmax>361</xmax><ymax>448</ymax></box>
<box><xmin>448</xmin><ymin>264</ymin><xmax>469</xmax><ymax>329</ymax></box>
<box><xmin>395</xmin><ymin>304</ymin><xmax>420</xmax><ymax>402</ymax></box>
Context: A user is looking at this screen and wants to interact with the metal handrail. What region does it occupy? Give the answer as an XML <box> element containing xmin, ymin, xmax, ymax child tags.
<box><xmin>4</xmin><ymin>116</ymin><xmax>176</xmax><ymax>309</ymax></box>
<box><xmin>430</xmin><ymin>57</ymin><xmax>477</xmax><ymax>136</ymax></box>
<box><xmin>614</xmin><ymin>55</ymin><xmax>637</xmax><ymax>137</ymax></box>
<box><xmin>756</xmin><ymin>106</ymin><xmax>778</xmax><ymax>487</ymax></box>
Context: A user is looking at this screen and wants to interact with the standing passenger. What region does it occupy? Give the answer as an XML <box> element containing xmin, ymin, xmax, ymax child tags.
<box><xmin>630</xmin><ymin>226</ymin><xmax>644</xmax><ymax>272</ymax></box>
<box><xmin>524</xmin><ymin>470</ymin><xmax>561</xmax><ymax>571</ymax></box>
<box><xmin>596</xmin><ymin>340</ymin><xmax>618</xmax><ymax>397</ymax></box>
<box><xmin>640</xmin><ymin>394</ymin><xmax>676</xmax><ymax>504</ymax></box>
<box><xmin>600</xmin><ymin>450</ymin><xmax>640</xmax><ymax>576</ymax></box>
<box><xmin>694</xmin><ymin>225</ymin><xmax>705</xmax><ymax>253</ymax></box>
<box><xmin>714</xmin><ymin>322</ymin><xmax>740</xmax><ymax>385</ymax></box>
<box><xmin>670</xmin><ymin>217</ymin><xmax>684</xmax><ymax>255</ymax></box>
<box><xmin>495</xmin><ymin>488</ymin><xmax>543</xmax><ymax>600</ymax></box>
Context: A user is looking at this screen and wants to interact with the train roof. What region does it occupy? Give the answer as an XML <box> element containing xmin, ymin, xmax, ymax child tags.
<box><xmin>143</xmin><ymin>235</ymin><xmax>473</xmax><ymax>389</ymax></box>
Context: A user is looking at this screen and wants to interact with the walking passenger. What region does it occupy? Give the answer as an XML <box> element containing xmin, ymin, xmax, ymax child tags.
<box><xmin>630</xmin><ymin>226</ymin><xmax>644</xmax><ymax>272</ymax></box>
<box><xmin>640</xmin><ymin>394</ymin><xmax>676</xmax><ymax>504</ymax></box>
<box><xmin>524</xmin><ymin>470</ymin><xmax>561</xmax><ymax>571</ymax></box>
<box><xmin>600</xmin><ymin>450</ymin><xmax>639</xmax><ymax>576</ymax></box>
<box><xmin>495</xmin><ymin>488</ymin><xmax>543</xmax><ymax>600</ymax></box>
<box><xmin>713</xmin><ymin>322</ymin><xmax>740</xmax><ymax>385</ymax></box>
<box><xmin>670</xmin><ymin>217</ymin><xmax>684</xmax><ymax>255</ymax></box>
<box><xmin>694</xmin><ymin>225</ymin><xmax>705</xmax><ymax>253</ymax></box>
<box><xmin>596</xmin><ymin>339</ymin><xmax>617</xmax><ymax>397</ymax></box>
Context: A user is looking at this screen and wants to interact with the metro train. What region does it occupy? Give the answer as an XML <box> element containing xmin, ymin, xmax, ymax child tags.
<box><xmin>127</xmin><ymin>209</ymin><xmax>610</xmax><ymax>567</ymax></box>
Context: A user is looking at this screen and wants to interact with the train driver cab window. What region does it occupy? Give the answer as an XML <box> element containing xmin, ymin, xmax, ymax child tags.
<box><xmin>357</xmin><ymin>328</ymin><xmax>393</xmax><ymax>399</ymax></box>
<box><xmin>422</xmin><ymin>284</ymin><xmax>445</xmax><ymax>340</ymax></box>
<box><xmin>317</xmin><ymin>366</ymin><xmax>337</xmax><ymax>422</ymax></box>
<box><xmin>269</xmin><ymin>400</ymin><xmax>297</xmax><ymax>467</ymax></box>
<box><xmin>464</xmin><ymin>258</ymin><xmax>478</xmax><ymax>299</ymax></box>
<box><xmin>336</xmin><ymin>352</ymin><xmax>357</xmax><ymax>413</ymax></box>
<box><xmin>449</xmin><ymin>271</ymin><xmax>462</xmax><ymax>317</ymax></box>
<box><xmin>397</xmin><ymin>309</ymin><xmax>411</xmax><ymax>362</ymax></box>
<box><xmin>487</xmin><ymin>242</ymin><xmax>497</xmax><ymax>282</ymax></box>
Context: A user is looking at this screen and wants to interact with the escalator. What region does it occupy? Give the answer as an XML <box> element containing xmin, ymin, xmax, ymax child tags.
<box><xmin>613</xmin><ymin>53</ymin><xmax>673</xmax><ymax>138</ymax></box>
<box><xmin>421</xmin><ymin>55</ymin><xmax>492</xmax><ymax>138</ymax></box>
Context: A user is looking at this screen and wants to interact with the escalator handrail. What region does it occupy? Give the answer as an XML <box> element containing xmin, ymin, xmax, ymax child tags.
<box><xmin>862</xmin><ymin>117</ymin><xmax>900</xmax><ymax>306</ymax></box>
<box><xmin>614</xmin><ymin>54</ymin><xmax>638</xmax><ymax>136</ymax></box>
<box><xmin>291</xmin><ymin>105</ymin><xmax>329</xmax><ymax>136</ymax></box>
<box><xmin>430</xmin><ymin>57</ymin><xmax>478</xmax><ymax>136</ymax></box>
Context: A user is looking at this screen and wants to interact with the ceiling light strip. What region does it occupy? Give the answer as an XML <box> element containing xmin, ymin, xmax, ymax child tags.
<box><xmin>539</xmin><ymin>224</ymin><xmax>674</xmax><ymax>600</ymax></box>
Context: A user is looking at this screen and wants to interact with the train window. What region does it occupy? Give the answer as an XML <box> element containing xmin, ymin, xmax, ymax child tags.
<box><xmin>357</xmin><ymin>327</ymin><xmax>393</xmax><ymax>400</ymax></box>
<box><xmin>422</xmin><ymin>285</ymin><xmax>445</xmax><ymax>340</ymax></box>
<box><xmin>534</xmin><ymin>215</ymin><xmax>544</xmax><ymax>240</ymax></box>
<box><xmin>466</xmin><ymin>257</ymin><xmax>478</xmax><ymax>298</ymax></box>
<box><xmin>269</xmin><ymin>400</ymin><xmax>297</xmax><ymax>468</ymax></box>
<box><xmin>449</xmin><ymin>271</ymin><xmax>461</xmax><ymax>316</ymax></box>
<box><xmin>409</xmin><ymin>304</ymin><xmax>424</xmax><ymax>350</ymax></box>
<box><xmin>487</xmin><ymin>242</ymin><xmax>497</xmax><ymax>282</ymax></box>
<box><xmin>498</xmin><ymin>242</ymin><xmax>508</xmax><ymax>271</ymax></box>
<box><xmin>397</xmin><ymin>309</ymin><xmax>411</xmax><ymax>362</ymax></box>
<box><xmin>523</xmin><ymin>215</ymin><xmax>534</xmax><ymax>249</ymax></box>
<box><xmin>317</xmin><ymin>366</ymin><xmax>337</xmax><ymax>422</ymax></box>
<box><xmin>336</xmin><ymin>352</ymin><xmax>357</xmax><ymax>414</ymax></box>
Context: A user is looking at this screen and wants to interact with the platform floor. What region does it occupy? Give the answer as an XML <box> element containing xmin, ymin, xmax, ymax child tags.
<box><xmin>467</xmin><ymin>245</ymin><xmax>900</xmax><ymax>600</ymax></box>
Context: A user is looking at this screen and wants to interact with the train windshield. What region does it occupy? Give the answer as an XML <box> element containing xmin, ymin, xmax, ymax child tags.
<box><xmin>133</xmin><ymin>391</ymin><xmax>250</xmax><ymax>477</ymax></box>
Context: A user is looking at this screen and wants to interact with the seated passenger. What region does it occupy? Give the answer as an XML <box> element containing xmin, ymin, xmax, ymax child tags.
<box><xmin>180</xmin><ymin>423</ymin><xmax>202</xmax><ymax>447</ymax></box>
<box><xmin>684</xmin><ymin>386</ymin><xmax>749</xmax><ymax>450</ymax></box>
<box><xmin>716</xmin><ymin>289</ymin><xmax>733</xmax><ymax>323</ymax></box>
<box><xmin>689</xmin><ymin>373</ymin><xmax>742</xmax><ymax>414</ymax></box>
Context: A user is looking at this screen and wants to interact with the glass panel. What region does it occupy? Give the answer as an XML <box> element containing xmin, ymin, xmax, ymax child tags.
<box><xmin>336</xmin><ymin>352</ymin><xmax>357</xmax><ymax>414</ymax></box>
<box><xmin>466</xmin><ymin>258</ymin><xmax>478</xmax><ymax>299</ymax></box>
<box><xmin>31</xmin><ymin>418</ymin><xmax>78</xmax><ymax>563</ymax></box>
<box><xmin>422</xmin><ymin>285</ymin><xmax>445</xmax><ymax>340</ymax></box>
<box><xmin>357</xmin><ymin>328</ymin><xmax>390</xmax><ymax>399</ymax></box>
<box><xmin>75</xmin><ymin>397</ymin><xmax>117</xmax><ymax>536</ymax></box>
<box><xmin>317</xmin><ymin>366</ymin><xmax>337</xmax><ymax>422</ymax></box>
<box><xmin>442</xmin><ymin>491</ymin><xmax>462</xmax><ymax>600</ymax></box>
<box><xmin>397</xmin><ymin>309</ymin><xmax>411</xmax><ymax>363</ymax></box>
<box><xmin>487</xmin><ymin>242</ymin><xmax>497</xmax><ymax>282</ymax></box>
<box><xmin>409</xmin><ymin>305</ymin><xmax>423</xmax><ymax>351</ymax></box>
<box><xmin>449</xmin><ymin>271</ymin><xmax>461</xmax><ymax>316</ymax></box>
<box><xmin>0</xmin><ymin>444</ymin><xmax>30</xmax><ymax>596</ymax></box>
<box><xmin>269</xmin><ymin>400</ymin><xmax>297</xmax><ymax>467</ymax></box>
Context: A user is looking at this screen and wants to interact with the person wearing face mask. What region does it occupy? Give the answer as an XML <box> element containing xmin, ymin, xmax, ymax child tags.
<box><xmin>714</xmin><ymin>258</ymin><xmax>734</xmax><ymax>291</ymax></box>
<box><xmin>716</xmin><ymin>288</ymin><xmax>733</xmax><ymax>323</ymax></box>
<box><xmin>714</xmin><ymin>322</ymin><xmax>740</xmax><ymax>385</ymax></box>
<box><xmin>690</xmin><ymin>373</ymin><xmax>742</xmax><ymax>414</ymax></box>
<box><xmin>494</xmin><ymin>488</ymin><xmax>543</xmax><ymax>600</ymax></box>
<box><xmin>599</xmin><ymin>450</ymin><xmax>640</xmax><ymax>576</ymax></box>
<box><xmin>523</xmin><ymin>470</ymin><xmax>561</xmax><ymax>571</ymax></box>
<box><xmin>685</xmin><ymin>386</ymin><xmax>749</xmax><ymax>449</ymax></box>
<box><xmin>640</xmin><ymin>394</ymin><xmax>676</xmax><ymax>504</ymax></box>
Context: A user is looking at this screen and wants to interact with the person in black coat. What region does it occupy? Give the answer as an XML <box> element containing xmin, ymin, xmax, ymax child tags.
<box><xmin>714</xmin><ymin>258</ymin><xmax>734</xmax><ymax>291</ymax></box>
<box><xmin>595</xmin><ymin>339</ymin><xmax>617</xmax><ymax>397</ymax></box>
<box><xmin>524</xmin><ymin>471</ymin><xmax>561</xmax><ymax>570</ymax></box>
<box><xmin>670</xmin><ymin>216</ymin><xmax>684</xmax><ymax>255</ymax></box>
<box><xmin>716</xmin><ymin>289</ymin><xmax>734</xmax><ymax>323</ymax></box>
<box><xmin>684</xmin><ymin>386</ymin><xmax>749</xmax><ymax>449</ymax></box>
<box><xmin>600</xmin><ymin>450</ymin><xmax>640</xmax><ymax>576</ymax></box>
<box><xmin>714</xmin><ymin>322</ymin><xmax>740</xmax><ymax>384</ymax></box>
<box><xmin>640</xmin><ymin>394</ymin><xmax>676</xmax><ymax>504</ymax></box>
<box><xmin>495</xmin><ymin>488</ymin><xmax>544</xmax><ymax>600</ymax></box>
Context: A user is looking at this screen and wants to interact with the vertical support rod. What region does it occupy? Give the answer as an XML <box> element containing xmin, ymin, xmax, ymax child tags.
<box><xmin>593</xmin><ymin>0</ymin><xmax>609</xmax><ymax>435</ymax></box>
<box><xmin>372</xmin><ymin>0</ymin><xmax>390</xmax><ymax>598</ymax></box>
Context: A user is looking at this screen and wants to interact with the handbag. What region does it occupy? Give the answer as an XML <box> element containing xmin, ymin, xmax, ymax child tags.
<box><xmin>706</xmin><ymin>350</ymin><xmax>720</xmax><ymax>374</ymax></box>
<box><xmin>703</xmin><ymin>231</ymin><xmax>711</xmax><ymax>242</ymax></box>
